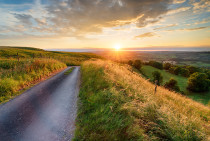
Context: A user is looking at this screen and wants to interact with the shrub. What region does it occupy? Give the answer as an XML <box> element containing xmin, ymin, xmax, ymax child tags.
<box><xmin>186</xmin><ymin>66</ymin><xmax>200</xmax><ymax>74</ymax></box>
<box><xmin>180</xmin><ymin>68</ymin><xmax>190</xmax><ymax>77</ymax></box>
<box><xmin>152</xmin><ymin>71</ymin><xmax>163</xmax><ymax>85</ymax></box>
<box><xmin>149</xmin><ymin>61</ymin><xmax>163</xmax><ymax>69</ymax></box>
<box><xmin>164</xmin><ymin>78</ymin><xmax>180</xmax><ymax>92</ymax></box>
<box><xmin>163</xmin><ymin>63</ymin><xmax>172</xmax><ymax>70</ymax></box>
<box><xmin>133</xmin><ymin>60</ymin><xmax>142</xmax><ymax>70</ymax></box>
<box><xmin>128</xmin><ymin>60</ymin><xmax>133</xmax><ymax>66</ymax></box>
<box><xmin>187</xmin><ymin>72</ymin><xmax>210</xmax><ymax>92</ymax></box>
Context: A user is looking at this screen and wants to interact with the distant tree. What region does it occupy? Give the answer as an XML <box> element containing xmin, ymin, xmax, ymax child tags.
<box><xmin>149</xmin><ymin>61</ymin><xmax>163</xmax><ymax>70</ymax></box>
<box><xmin>152</xmin><ymin>71</ymin><xmax>163</xmax><ymax>85</ymax></box>
<box><xmin>174</xmin><ymin>66</ymin><xmax>181</xmax><ymax>75</ymax></box>
<box><xmin>163</xmin><ymin>63</ymin><xmax>172</xmax><ymax>70</ymax></box>
<box><xmin>186</xmin><ymin>66</ymin><xmax>200</xmax><ymax>74</ymax></box>
<box><xmin>133</xmin><ymin>60</ymin><xmax>142</xmax><ymax>70</ymax></box>
<box><xmin>187</xmin><ymin>72</ymin><xmax>210</xmax><ymax>92</ymax></box>
<box><xmin>164</xmin><ymin>78</ymin><xmax>180</xmax><ymax>92</ymax></box>
<box><xmin>169</xmin><ymin>67</ymin><xmax>175</xmax><ymax>74</ymax></box>
<box><xmin>128</xmin><ymin>60</ymin><xmax>133</xmax><ymax>66</ymax></box>
<box><xmin>180</xmin><ymin>68</ymin><xmax>190</xmax><ymax>77</ymax></box>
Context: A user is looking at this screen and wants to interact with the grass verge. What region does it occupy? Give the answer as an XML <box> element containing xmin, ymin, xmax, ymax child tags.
<box><xmin>74</xmin><ymin>60</ymin><xmax>209</xmax><ymax>141</ymax></box>
<box><xmin>0</xmin><ymin>59</ymin><xmax>67</xmax><ymax>103</ymax></box>
<box><xmin>64</xmin><ymin>67</ymin><xmax>75</xmax><ymax>75</ymax></box>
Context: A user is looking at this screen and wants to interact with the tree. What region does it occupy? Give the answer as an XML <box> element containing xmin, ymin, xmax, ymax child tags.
<box><xmin>186</xmin><ymin>66</ymin><xmax>200</xmax><ymax>74</ymax></box>
<box><xmin>149</xmin><ymin>61</ymin><xmax>163</xmax><ymax>70</ymax></box>
<box><xmin>163</xmin><ymin>63</ymin><xmax>172</xmax><ymax>70</ymax></box>
<box><xmin>174</xmin><ymin>67</ymin><xmax>181</xmax><ymax>75</ymax></box>
<box><xmin>187</xmin><ymin>72</ymin><xmax>210</xmax><ymax>92</ymax></box>
<box><xmin>133</xmin><ymin>60</ymin><xmax>142</xmax><ymax>70</ymax></box>
<box><xmin>152</xmin><ymin>71</ymin><xmax>163</xmax><ymax>85</ymax></box>
<box><xmin>128</xmin><ymin>60</ymin><xmax>133</xmax><ymax>66</ymax></box>
<box><xmin>164</xmin><ymin>78</ymin><xmax>180</xmax><ymax>92</ymax></box>
<box><xmin>180</xmin><ymin>68</ymin><xmax>190</xmax><ymax>77</ymax></box>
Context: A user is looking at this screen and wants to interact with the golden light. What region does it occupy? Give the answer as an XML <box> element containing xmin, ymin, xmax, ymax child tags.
<box><xmin>114</xmin><ymin>44</ymin><xmax>121</xmax><ymax>51</ymax></box>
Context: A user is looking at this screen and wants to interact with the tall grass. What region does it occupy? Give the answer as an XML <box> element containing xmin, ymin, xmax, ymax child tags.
<box><xmin>75</xmin><ymin>60</ymin><xmax>210</xmax><ymax>141</ymax></box>
<box><xmin>0</xmin><ymin>58</ymin><xmax>67</xmax><ymax>103</ymax></box>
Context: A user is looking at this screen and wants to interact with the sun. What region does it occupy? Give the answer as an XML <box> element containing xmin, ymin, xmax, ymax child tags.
<box><xmin>114</xmin><ymin>44</ymin><xmax>121</xmax><ymax>51</ymax></box>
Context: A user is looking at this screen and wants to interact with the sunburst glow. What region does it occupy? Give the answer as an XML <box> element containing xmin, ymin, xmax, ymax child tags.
<box><xmin>114</xmin><ymin>44</ymin><xmax>121</xmax><ymax>51</ymax></box>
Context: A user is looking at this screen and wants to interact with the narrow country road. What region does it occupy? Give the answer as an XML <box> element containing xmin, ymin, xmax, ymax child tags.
<box><xmin>0</xmin><ymin>67</ymin><xmax>80</xmax><ymax>141</ymax></box>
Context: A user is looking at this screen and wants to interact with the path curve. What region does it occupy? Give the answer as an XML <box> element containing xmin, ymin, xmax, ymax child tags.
<box><xmin>0</xmin><ymin>67</ymin><xmax>80</xmax><ymax>141</ymax></box>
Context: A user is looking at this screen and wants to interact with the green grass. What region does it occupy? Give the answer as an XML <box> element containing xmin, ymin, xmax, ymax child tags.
<box><xmin>74</xmin><ymin>60</ymin><xmax>210</xmax><ymax>141</ymax></box>
<box><xmin>0</xmin><ymin>58</ymin><xmax>67</xmax><ymax>103</ymax></box>
<box><xmin>141</xmin><ymin>65</ymin><xmax>210</xmax><ymax>105</ymax></box>
<box><xmin>64</xmin><ymin>67</ymin><xmax>75</xmax><ymax>75</ymax></box>
<box><xmin>0</xmin><ymin>46</ymin><xmax>102</xmax><ymax>66</ymax></box>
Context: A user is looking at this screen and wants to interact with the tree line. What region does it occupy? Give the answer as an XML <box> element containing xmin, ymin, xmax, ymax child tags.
<box><xmin>127</xmin><ymin>60</ymin><xmax>210</xmax><ymax>93</ymax></box>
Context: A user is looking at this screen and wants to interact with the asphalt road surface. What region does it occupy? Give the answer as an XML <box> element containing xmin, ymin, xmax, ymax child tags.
<box><xmin>0</xmin><ymin>67</ymin><xmax>80</xmax><ymax>141</ymax></box>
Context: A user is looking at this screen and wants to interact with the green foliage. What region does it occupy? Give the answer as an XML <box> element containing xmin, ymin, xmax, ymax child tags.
<box><xmin>149</xmin><ymin>61</ymin><xmax>163</xmax><ymax>70</ymax></box>
<box><xmin>141</xmin><ymin>65</ymin><xmax>210</xmax><ymax>105</ymax></box>
<box><xmin>0</xmin><ymin>59</ymin><xmax>67</xmax><ymax>103</ymax></box>
<box><xmin>163</xmin><ymin>63</ymin><xmax>172</xmax><ymax>70</ymax></box>
<box><xmin>164</xmin><ymin>78</ymin><xmax>180</xmax><ymax>92</ymax></box>
<box><xmin>75</xmin><ymin>60</ymin><xmax>209</xmax><ymax>141</ymax></box>
<box><xmin>152</xmin><ymin>71</ymin><xmax>163</xmax><ymax>85</ymax></box>
<box><xmin>74</xmin><ymin>63</ymin><xmax>135</xmax><ymax>140</ymax></box>
<box><xmin>128</xmin><ymin>60</ymin><xmax>133</xmax><ymax>66</ymax></box>
<box><xmin>133</xmin><ymin>60</ymin><xmax>142</xmax><ymax>70</ymax></box>
<box><xmin>187</xmin><ymin>72</ymin><xmax>210</xmax><ymax>92</ymax></box>
<box><xmin>180</xmin><ymin>68</ymin><xmax>190</xmax><ymax>77</ymax></box>
<box><xmin>186</xmin><ymin>66</ymin><xmax>200</xmax><ymax>74</ymax></box>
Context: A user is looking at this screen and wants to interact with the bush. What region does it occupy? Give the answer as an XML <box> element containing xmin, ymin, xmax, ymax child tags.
<box><xmin>149</xmin><ymin>61</ymin><xmax>163</xmax><ymax>69</ymax></box>
<box><xmin>163</xmin><ymin>63</ymin><xmax>172</xmax><ymax>70</ymax></box>
<box><xmin>128</xmin><ymin>60</ymin><xmax>133</xmax><ymax>66</ymax></box>
<box><xmin>133</xmin><ymin>60</ymin><xmax>142</xmax><ymax>70</ymax></box>
<box><xmin>187</xmin><ymin>72</ymin><xmax>210</xmax><ymax>92</ymax></box>
<box><xmin>186</xmin><ymin>66</ymin><xmax>200</xmax><ymax>74</ymax></box>
<box><xmin>152</xmin><ymin>71</ymin><xmax>163</xmax><ymax>85</ymax></box>
<box><xmin>164</xmin><ymin>78</ymin><xmax>180</xmax><ymax>92</ymax></box>
<box><xmin>180</xmin><ymin>68</ymin><xmax>190</xmax><ymax>77</ymax></box>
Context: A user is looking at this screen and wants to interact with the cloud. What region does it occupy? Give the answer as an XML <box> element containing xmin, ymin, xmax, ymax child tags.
<box><xmin>12</xmin><ymin>0</ymin><xmax>174</xmax><ymax>38</ymax></box>
<box><xmin>154</xmin><ymin>24</ymin><xmax>178</xmax><ymax>30</ymax></box>
<box><xmin>167</xmin><ymin>7</ymin><xmax>191</xmax><ymax>15</ymax></box>
<box><xmin>135</xmin><ymin>32</ymin><xmax>156</xmax><ymax>38</ymax></box>
<box><xmin>14</xmin><ymin>14</ymin><xmax>33</xmax><ymax>26</ymax></box>
<box><xmin>173</xmin><ymin>0</ymin><xmax>186</xmax><ymax>4</ymax></box>
<box><xmin>167</xmin><ymin>26</ymin><xmax>210</xmax><ymax>31</ymax></box>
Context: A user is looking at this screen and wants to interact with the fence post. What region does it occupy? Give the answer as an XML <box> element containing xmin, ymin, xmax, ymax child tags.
<box><xmin>154</xmin><ymin>80</ymin><xmax>158</xmax><ymax>94</ymax></box>
<box><xmin>17</xmin><ymin>53</ymin><xmax>19</xmax><ymax>62</ymax></box>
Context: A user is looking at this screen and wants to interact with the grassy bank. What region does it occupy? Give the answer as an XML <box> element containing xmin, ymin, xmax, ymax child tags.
<box><xmin>141</xmin><ymin>65</ymin><xmax>210</xmax><ymax>105</ymax></box>
<box><xmin>0</xmin><ymin>58</ymin><xmax>67</xmax><ymax>103</ymax></box>
<box><xmin>0</xmin><ymin>46</ymin><xmax>102</xmax><ymax>66</ymax></box>
<box><xmin>75</xmin><ymin>60</ymin><xmax>209</xmax><ymax>141</ymax></box>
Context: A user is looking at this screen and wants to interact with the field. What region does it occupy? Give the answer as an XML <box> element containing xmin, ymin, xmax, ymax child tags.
<box><xmin>97</xmin><ymin>51</ymin><xmax>210</xmax><ymax>69</ymax></box>
<box><xmin>75</xmin><ymin>60</ymin><xmax>210</xmax><ymax>140</ymax></box>
<box><xmin>141</xmin><ymin>65</ymin><xmax>210</xmax><ymax>105</ymax></box>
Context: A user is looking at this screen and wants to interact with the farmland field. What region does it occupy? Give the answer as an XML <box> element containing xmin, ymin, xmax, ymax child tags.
<box><xmin>141</xmin><ymin>65</ymin><xmax>210</xmax><ymax>105</ymax></box>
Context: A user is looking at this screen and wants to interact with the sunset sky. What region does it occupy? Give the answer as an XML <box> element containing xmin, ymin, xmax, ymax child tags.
<box><xmin>0</xmin><ymin>0</ymin><xmax>209</xmax><ymax>49</ymax></box>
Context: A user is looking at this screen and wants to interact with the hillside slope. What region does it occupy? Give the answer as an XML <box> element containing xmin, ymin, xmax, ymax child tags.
<box><xmin>0</xmin><ymin>46</ymin><xmax>101</xmax><ymax>65</ymax></box>
<box><xmin>75</xmin><ymin>60</ymin><xmax>210</xmax><ymax>141</ymax></box>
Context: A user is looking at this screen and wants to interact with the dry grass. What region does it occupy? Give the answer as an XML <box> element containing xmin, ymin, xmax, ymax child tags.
<box><xmin>75</xmin><ymin>60</ymin><xmax>210</xmax><ymax>140</ymax></box>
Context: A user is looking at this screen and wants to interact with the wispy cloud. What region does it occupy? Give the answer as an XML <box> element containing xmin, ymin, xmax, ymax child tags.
<box><xmin>135</xmin><ymin>32</ymin><xmax>157</xmax><ymax>38</ymax></box>
<box><xmin>154</xmin><ymin>24</ymin><xmax>178</xmax><ymax>30</ymax></box>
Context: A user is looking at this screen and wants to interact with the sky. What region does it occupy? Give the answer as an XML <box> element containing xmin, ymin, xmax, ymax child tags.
<box><xmin>0</xmin><ymin>0</ymin><xmax>209</xmax><ymax>49</ymax></box>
